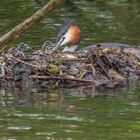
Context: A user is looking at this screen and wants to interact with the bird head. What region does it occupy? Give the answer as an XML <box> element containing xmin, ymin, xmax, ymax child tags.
<box><xmin>51</xmin><ymin>19</ymin><xmax>81</xmax><ymax>53</ymax></box>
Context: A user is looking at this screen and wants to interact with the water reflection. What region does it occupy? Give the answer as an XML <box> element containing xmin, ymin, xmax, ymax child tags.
<box><xmin>0</xmin><ymin>81</ymin><xmax>140</xmax><ymax>107</ymax></box>
<box><xmin>1</xmin><ymin>84</ymin><xmax>140</xmax><ymax>140</ymax></box>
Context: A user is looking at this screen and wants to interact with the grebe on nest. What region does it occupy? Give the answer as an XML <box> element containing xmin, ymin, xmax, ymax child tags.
<box><xmin>51</xmin><ymin>19</ymin><xmax>140</xmax><ymax>58</ymax></box>
<box><xmin>51</xmin><ymin>19</ymin><xmax>80</xmax><ymax>53</ymax></box>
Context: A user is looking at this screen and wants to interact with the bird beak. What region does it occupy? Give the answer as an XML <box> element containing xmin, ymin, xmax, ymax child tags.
<box><xmin>50</xmin><ymin>37</ymin><xmax>64</xmax><ymax>53</ymax></box>
<box><xmin>50</xmin><ymin>31</ymin><xmax>71</xmax><ymax>53</ymax></box>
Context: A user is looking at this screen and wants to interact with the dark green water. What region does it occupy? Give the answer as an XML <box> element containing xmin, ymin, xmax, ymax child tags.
<box><xmin>0</xmin><ymin>0</ymin><xmax>140</xmax><ymax>139</ymax></box>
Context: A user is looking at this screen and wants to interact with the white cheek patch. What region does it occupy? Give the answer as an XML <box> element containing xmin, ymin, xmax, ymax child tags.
<box><xmin>61</xmin><ymin>32</ymin><xmax>72</xmax><ymax>46</ymax></box>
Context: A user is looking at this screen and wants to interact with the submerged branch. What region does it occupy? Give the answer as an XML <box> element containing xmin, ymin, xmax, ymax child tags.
<box><xmin>0</xmin><ymin>0</ymin><xmax>64</xmax><ymax>53</ymax></box>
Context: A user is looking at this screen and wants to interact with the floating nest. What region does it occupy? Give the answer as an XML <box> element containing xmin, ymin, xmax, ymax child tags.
<box><xmin>0</xmin><ymin>41</ymin><xmax>140</xmax><ymax>90</ymax></box>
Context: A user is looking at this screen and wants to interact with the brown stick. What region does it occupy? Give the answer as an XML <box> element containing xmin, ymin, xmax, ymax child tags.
<box><xmin>30</xmin><ymin>75</ymin><xmax>95</xmax><ymax>84</ymax></box>
<box><xmin>5</xmin><ymin>75</ymin><xmax>95</xmax><ymax>84</ymax></box>
<box><xmin>12</xmin><ymin>57</ymin><xmax>37</xmax><ymax>68</ymax></box>
<box><xmin>0</xmin><ymin>0</ymin><xmax>64</xmax><ymax>53</ymax></box>
<box><xmin>4</xmin><ymin>54</ymin><xmax>37</xmax><ymax>68</ymax></box>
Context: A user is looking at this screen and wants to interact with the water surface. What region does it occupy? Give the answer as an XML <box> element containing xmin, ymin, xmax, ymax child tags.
<box><xmin>0</xmin><ymin>0</ymin><xmax>140</xmax><ymax>139</ymax></box>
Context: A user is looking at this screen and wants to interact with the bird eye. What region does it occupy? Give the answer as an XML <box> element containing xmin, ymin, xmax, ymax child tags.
<box><xmin>62</xmin><ymin>36</ymin><xmax>65</xmax><ymax>40</ymax></box>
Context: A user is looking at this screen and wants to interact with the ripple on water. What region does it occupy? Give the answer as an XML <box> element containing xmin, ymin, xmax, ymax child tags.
<box><xmin>7</xmin><ymin>126</ymin><xmax>31</xmax><ymax>130</ymax></box>
<box><xmin>130</xmin><ymin>101</ymin><xmax>140</xmax><ymax>106</ymax></box>
<box><xmin>55</xmin><ymin>115</ymin><xmax>83</xmax><ymax>122</ymax></box>
<box><xmin>12</xmin><ymin>113</ymin><xmax>52</xmax><ymax>120</ymax></box>
<box><xmin>36</xmin><ymin>132</ymin><xmax>56</xmax><ymax>136</ymax></box>
<box><xmin>6</xmin><ymin>138</ymin><xmax>16</xmax><ymax>140</ymax></box>
<box><xmin>13</xmin><ymin>113</ymin><xmax>43</xmax><ymax>117</ymax></box>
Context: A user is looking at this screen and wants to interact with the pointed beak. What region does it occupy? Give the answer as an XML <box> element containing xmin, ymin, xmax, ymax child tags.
<box><xmin>50</xmin><ymin>31</ymin><xmax>71</xmax><ymax>53</ymax></box>
<box><xmin>50</xmin><ymin>37</ymin><xmax>64</xmax><ymax>53</ymax></box>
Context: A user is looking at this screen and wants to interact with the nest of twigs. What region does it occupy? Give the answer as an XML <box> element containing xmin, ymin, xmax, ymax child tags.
<box><xmin>0</xmin><ymin>41</ymin><xmax>140</xmax><ymax>90</ymax></box>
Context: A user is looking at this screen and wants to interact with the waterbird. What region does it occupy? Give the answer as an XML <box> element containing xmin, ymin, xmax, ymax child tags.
<box><xmin>51</xmin><ymin>19</ymin><xmax>80</xmax><ymax>53</ymax></box>
<box><xmin>51</xmin><ymin>19</ymin><xmax>140</xmax><ymax>57</ymax></box>
<box><xmin>8</xmin><ymin>43</ymin><xmax>30</xmax><ymax>58</ymax></box>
